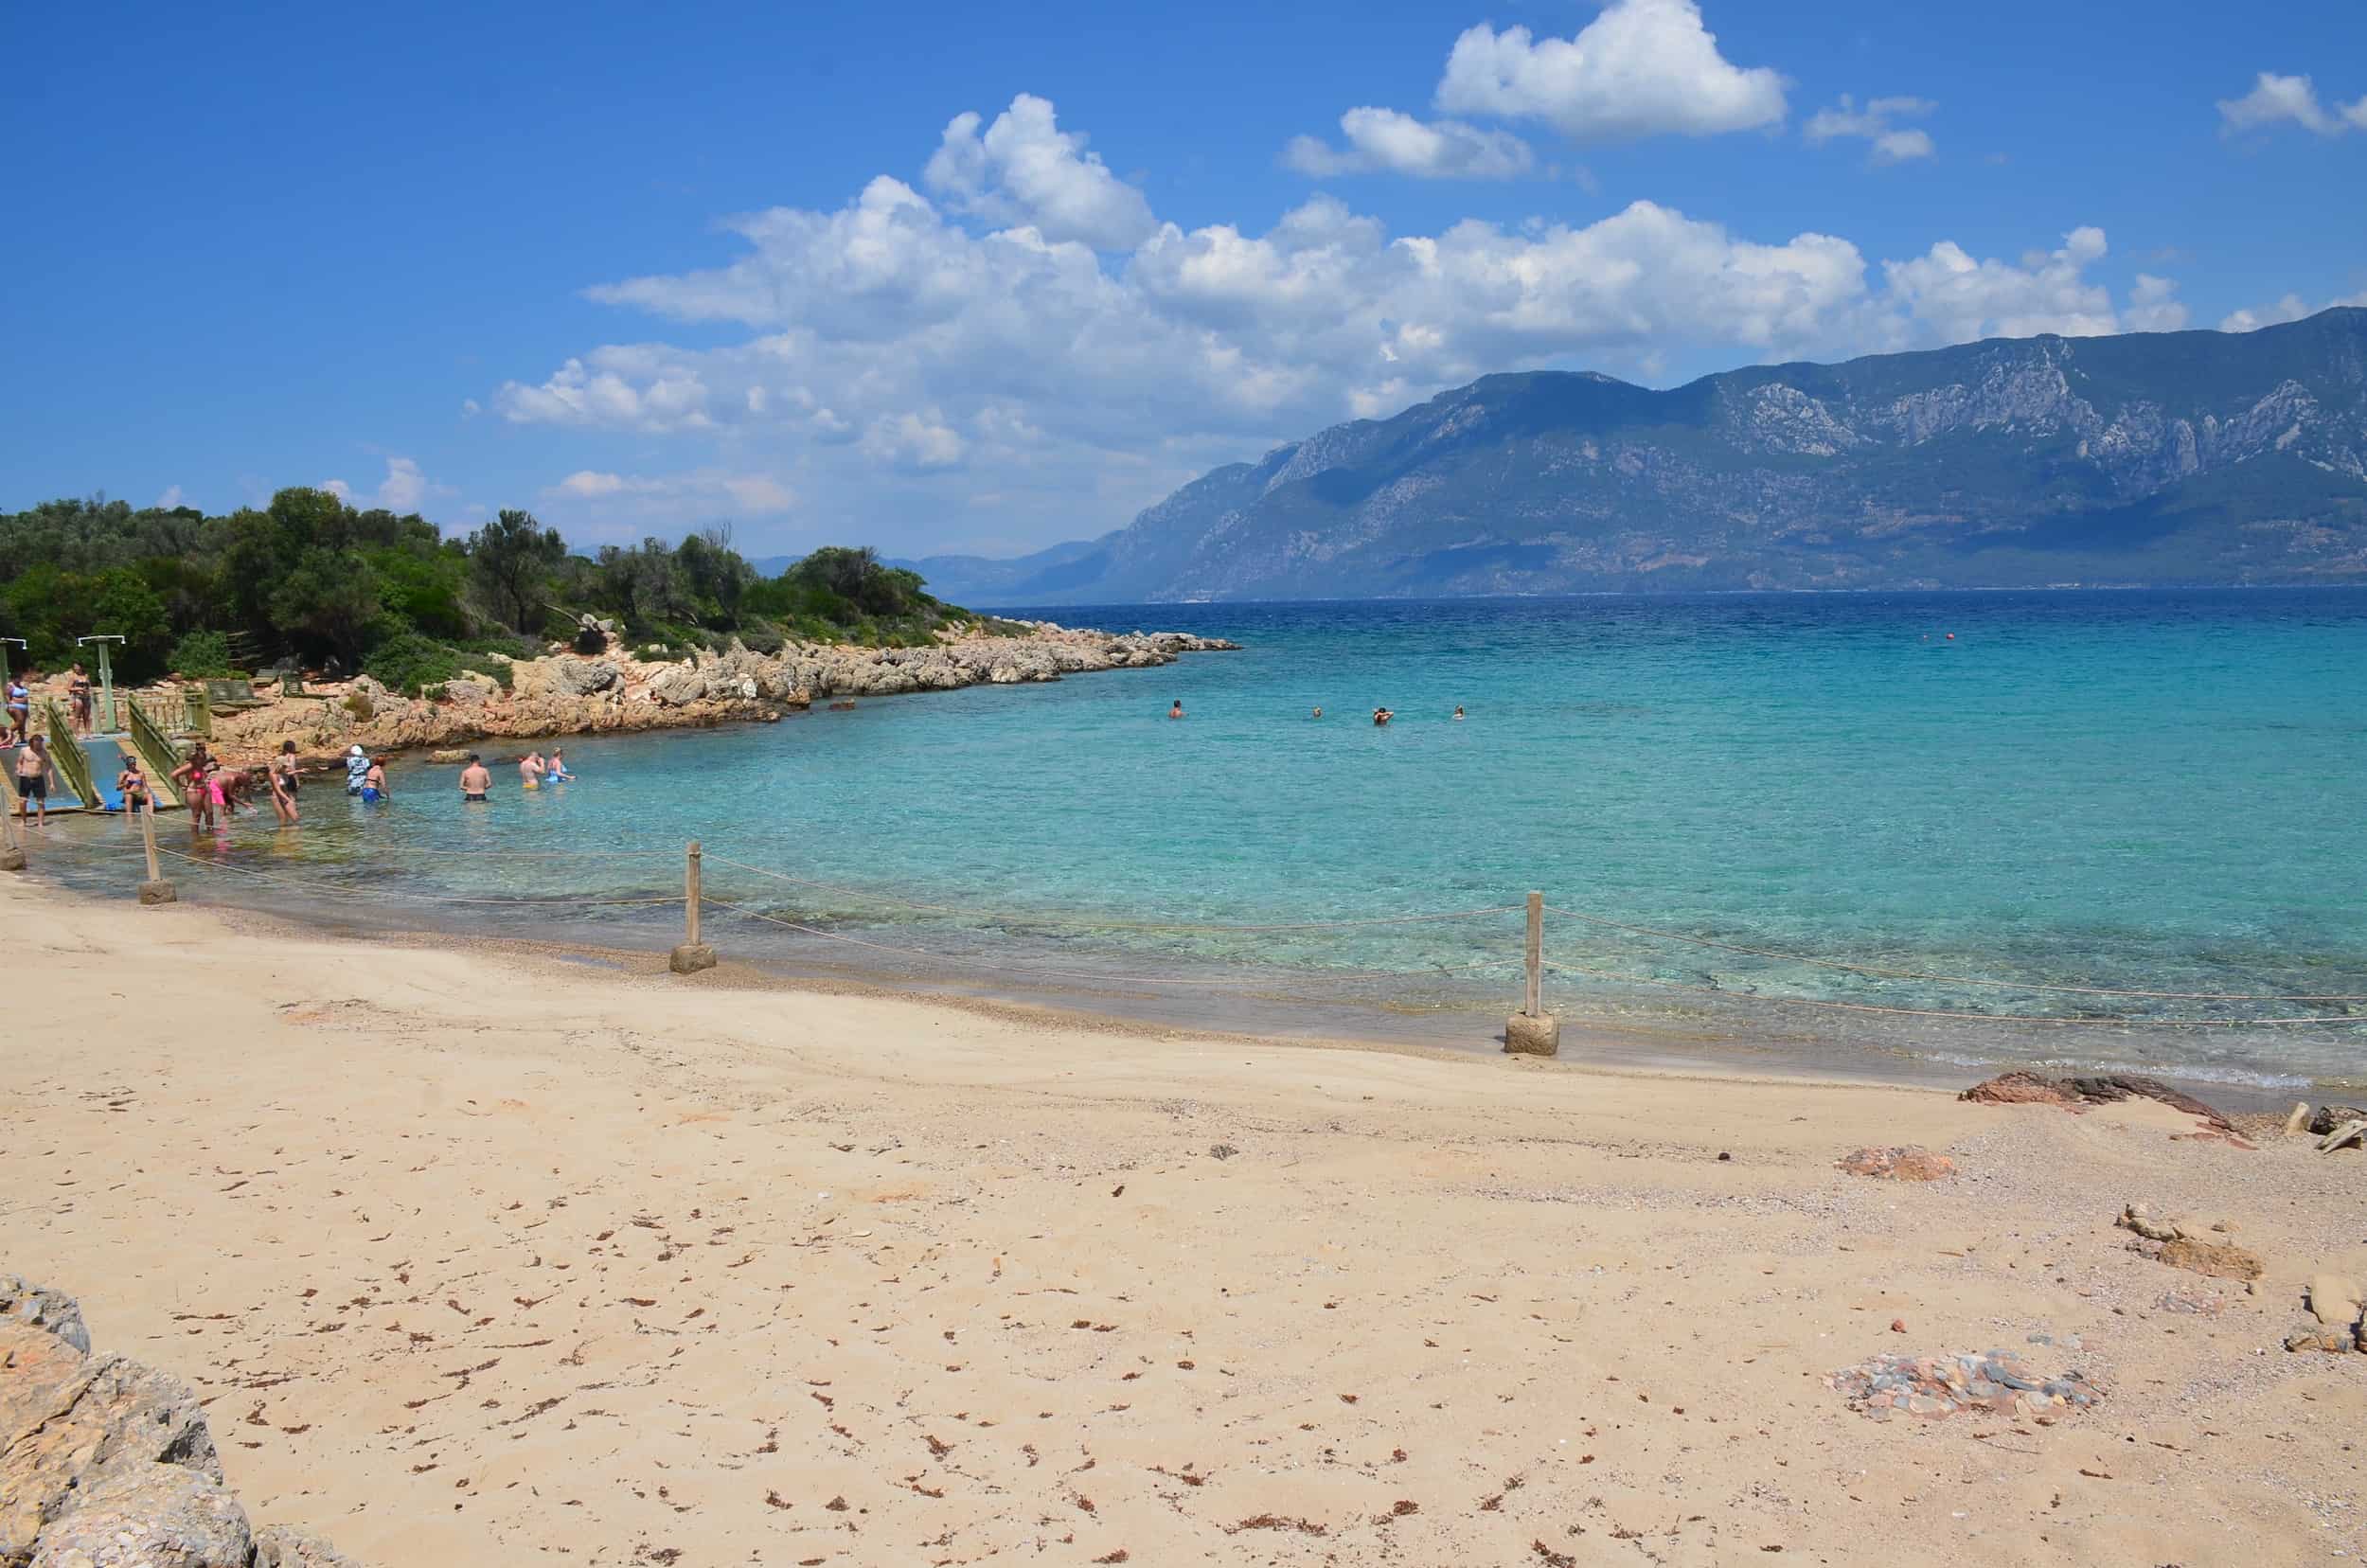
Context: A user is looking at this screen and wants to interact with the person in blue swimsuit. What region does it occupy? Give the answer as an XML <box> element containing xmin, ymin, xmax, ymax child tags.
<box><xmin>545</xmin><ymin>748</ymin><xmax>574</xmax><ymax>782</ymax></box>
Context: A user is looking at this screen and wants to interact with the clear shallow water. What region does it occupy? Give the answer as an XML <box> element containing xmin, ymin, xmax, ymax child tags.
<box><xmin>37</xmin><ymin>590</ymin><xmax>2367</xmax><ymax>1091</ymax></box>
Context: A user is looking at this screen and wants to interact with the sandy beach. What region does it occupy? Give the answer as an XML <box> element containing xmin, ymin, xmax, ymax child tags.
<box><xmin>3</xmin><ymin>874</ymin><xmax>2361</xmax><ymax>1567</ymax></box>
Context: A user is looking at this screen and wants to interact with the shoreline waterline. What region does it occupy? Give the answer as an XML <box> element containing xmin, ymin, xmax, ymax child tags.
<box><xmin>9</xmin><ymin>829</ymin><xmax>2324</xmax><ymax>1113</ymax></box>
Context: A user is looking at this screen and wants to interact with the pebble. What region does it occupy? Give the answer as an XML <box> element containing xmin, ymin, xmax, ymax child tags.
<box><xmin>1828</xmin><ymin>1351</ymin><xmax>2103</xmax><ymax>1421</ymax></box>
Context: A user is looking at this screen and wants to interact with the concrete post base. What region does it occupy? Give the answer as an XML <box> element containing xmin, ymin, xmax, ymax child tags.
<box><xmin>137</xmin><ymin>881</ymin><xmax>178</xmax><ymax>905</ymax></box>
<box><xmin>668</xmin><ymin>943</ymin><xmax>718</xmax><ymax>974</ymax></box>
<box><xmin>1504</xmin><ymin>1011</ymin><xmax>1560</xmax><ymax>1057</ymax></box>
<box><xmin>0</xmin><ymin>846</ymin><xmax>24</xmax><ymax>872</ymax></box>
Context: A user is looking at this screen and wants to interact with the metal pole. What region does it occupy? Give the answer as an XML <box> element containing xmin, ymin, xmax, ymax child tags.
<box><xmin>1524</xmin><ymin>891</ymin><xmax>1543</xmax><ymax>1018</ymax></box>
<box><xmin>80</xmin><ymin>635</ymin><xmax>123</xmax><ymax>734</ymax></box>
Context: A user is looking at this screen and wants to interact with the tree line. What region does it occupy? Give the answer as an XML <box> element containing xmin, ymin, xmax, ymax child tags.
<box><xmin>0</xmin><ymin>490</ymin><xmax>986</xmax><ymax>693</ymax></box>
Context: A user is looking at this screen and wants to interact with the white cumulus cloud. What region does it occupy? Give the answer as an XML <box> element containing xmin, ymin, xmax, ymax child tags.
<box><xmin>1879</xmin><ymin>226</ymin><xmax>2123</xmax><ymax>344</ymax></box>
<box><xmin>544</xmin><ymin>470</ymin><xmax>795</xmax><ymax>538</ymax></box>
<box><xmin>922</xmin><ymin>94</ymin><xmax>1156</xmax><ymax>250</ymax></box>
<box><xmin>2219</xmin><ymin>289</ymin><xmax>2367</xmax><ymax>331</ymax></box>
<box><xmin>1434</xmin><ymin>0</ymin><xmax>1786</xmax><ymax>142</ymax></box>
<box><xmin>1805</xmin><ymin>95</ymin><xmax>1937</xmax><ymax>163</ymax></box>
<box><xmin>154</xmin><ymin>484</ymin><xmax>184</xmax><ymax>508</ymax></box>
<box><xmin>321</xmin><ymin>455</ymin><xmax>446</xmax><ymax>513</ymax></box>
<box><xmin>2216</xmin><ymin>72</ymin><xmax>2367</xmax><ymax>136</ymax></box>
<box><xmin>1284</xmin><ymin>107</ymin><xmax>1535</xmax><ymax>179</ymax></box>
<box><xmin>488</xmin><ymin>95</ymin><xmax>2198</xmax><ymax>551</ymax></box>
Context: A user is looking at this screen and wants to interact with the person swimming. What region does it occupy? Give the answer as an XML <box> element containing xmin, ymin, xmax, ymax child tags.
<box><xmin>1167</xmin><ymin>700</ymin><xmax>1184</xmax><ymax>720</ymax></box>
<box><xmin>1311</xmin><ymin>706</ymin><xmax>1323</xmax><ymax>719</ymax></box>
<box><xmin>1452</xmin><ymin>705</ymin><xmax>1465</xmax><ymax>721</ymax></box>
<box><xmin>1372</xmin><ymin>706</ymin><xmax>1394</xmax><ymax>725</ymax></box>
<box><xmin>458</xmin><ymin>754</ymin><xmax>490</xmax><ymax>802</ymax></box>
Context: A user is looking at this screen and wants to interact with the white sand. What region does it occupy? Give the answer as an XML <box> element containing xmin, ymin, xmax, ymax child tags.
<box><xmin>3</xmin><ymin>876</ymin><xmax>2360</xmax><ymax>1565</ymax></box>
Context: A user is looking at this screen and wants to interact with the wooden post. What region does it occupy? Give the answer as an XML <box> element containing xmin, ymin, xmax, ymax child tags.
<box><xmin>136</xmin><ymin>799</ymin><xmax>175</xmax><ymax>904</ymax></box>
<box><xmin>0</xmin><ymin>785</ymin><xmax>22</xmax><ymax>872</ymax></box>
<box><xmin>1524</xmin><ymin>890</ymin><xmax>1543</xmax><ymax>1018</ymax></box>
<box><xmin>669</xmin><ymin>839</ymin><xmax>716</xmax><ymax>973</ymax></box>
<box><xmin>1504</xmin><ymin>889</ymin><xmax>1559</xmax><ymax>1057</ymax></box>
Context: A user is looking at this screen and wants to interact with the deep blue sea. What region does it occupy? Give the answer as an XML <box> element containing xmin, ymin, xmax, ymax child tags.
<box><xmin>38</xmin><ymin>591</ymin><xmax>2367</xmax><ymax>1092</ymax></box>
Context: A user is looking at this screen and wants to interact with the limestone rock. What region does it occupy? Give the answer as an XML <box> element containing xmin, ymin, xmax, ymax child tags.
<box><xmin>27</xmin><ymin>1462</ymin><xmax>251</xmax><ymax>1568</ymax></box>
<box><xmin>1961</xmin><ymin>1072</ymin><xmax>2245</xmax><ymax>1140</ymax></box>
<box><xmin>548</xmin><ymin>660</ymin><xmax>619</xmax><ymax>698</ymax></box>
<box><xmin>2286</xmin><ymin>1321</ymin><xmax>2357</xmax><ymax>1354</ymax></box>
<box><xmin>1</xmin><ymin>1344</ymin><xmax>222</xmax><ymax>1561</ymax></box>
<box><xmin>251</xmin><ymin>1523</ymin><xmax>358</xmax><ymax>1568</ymax></box>
<box><xmin>1839</xmin><ymin>1147</ymin><xmax>1957</xmax><ymax>1182</ymax></box>
<box><xmin>2156</xmin><ymin>1238</ymin><xmax>2265</xmax><ymax>1281</ymax></box>
<box><xmin>442</xmin><ymin>678</ymin><xmax>492</xmax><ymax>707</ymax></box>
<box><xmin>0</xmin><ymin>1278</ymin><xmax>90</xmax><ymax>1355</ymax></box>
<box><xmin>646</xmin><ymin>665</ymin><xmax>708</xmax><ymax>706</ymax></box>
<box><xmin>2307</xmin><ymin>1104</ymin><xmax>2367</xmax><ymax>1137</ymax></box>
<box><xmin>2307</xmin><ymin>1273</ymin><xmax>2363</xmax><ymax>1329</ymax></box>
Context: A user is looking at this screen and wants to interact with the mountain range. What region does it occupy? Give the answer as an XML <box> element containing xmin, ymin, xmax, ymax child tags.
<box><xmin>894</xmin><ymin>307</ymin><xmax>2367</xmax><ymax>605</ymax></box>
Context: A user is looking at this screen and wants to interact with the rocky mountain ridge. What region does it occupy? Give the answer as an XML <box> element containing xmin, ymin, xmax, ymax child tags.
<box><xmin>907</xmin><ymin>307</ymin><xmax>2367</xmax><ymax>602</ymax></box>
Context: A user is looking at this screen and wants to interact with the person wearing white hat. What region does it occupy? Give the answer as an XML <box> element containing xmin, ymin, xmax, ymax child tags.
<box><xmin>345</xmin><ymin>743</ymin><xmax>370</xmax><ymax>796</ymax></box>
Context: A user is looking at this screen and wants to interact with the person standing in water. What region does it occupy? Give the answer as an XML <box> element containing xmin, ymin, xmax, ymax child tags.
<box><xmin>171</xmin><ymin>743</ymin><xmax>215</xmax><ymax>830</ymax></box>
<box><xmin>66</xmin><ymin>664</ymin><xmax>92</xmax><ymax>734</ymax></box>
<box><xmin>1167</xmin><ymin>700</ymin><xmax>1184</xmax><ymax>720</ymax></box>
<box><xmin>363</xmin><ymin>757</ymin><xmax>390</xmax><ymax>803</ymax></box>
<box><xmin>345</xmin><ymin>744</ymin><xmax>369</xmax><ymax>795</ymax></box>
<box><xmin>266</xmin><ymin>755</ymin><xmax>298</xmax><ymax>825</ymax></box>
<box><xmin>519</xmin><ymin>751</ymin><xmax>546</xmax><ymax>790</ymax></box>
<box><xmin>458</xmin><ymin>755</ymin><xmax>491</xmax><ymax>802</ymax></box>
<box><xmin>273</xmin><ymin>740</ymin><xmax>301</xmax><ymax>805</ymax></box>
<box><xmin>545</xmin><ymin>748</ymin><xmax>574</xmax><ymax>782</ymax></box>
<box><xmin>1452</xmin><ymin>705</ymin><xmax>1465</xmax><ymax>721</ymax></box>
<box><xmin>1372</xmin><ymin>706</ymin><xmax>1394</xmax><ymax>725</ymax></box>
<box><xmin>13</xmin><ymin>735</ymin><xmax>56</xmax><ymax>828</ymax></box>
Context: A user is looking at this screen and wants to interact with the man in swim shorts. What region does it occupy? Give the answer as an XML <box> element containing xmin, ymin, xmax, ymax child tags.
<box><xmin>459</xmin><ymin>754</ymin><xmax>490</xmax><ymax>802</ymax></box>
<box><xmin>519</xmin><ymin>750</ymin><xmax>545</xmax><ymax>790</ymax></box>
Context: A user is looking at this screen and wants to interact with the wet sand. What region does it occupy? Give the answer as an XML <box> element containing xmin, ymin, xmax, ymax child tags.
<box><xmin>3</xmin><ymin>875</ymin><xmax>2361</xmax><ymax>1566</ymax></box>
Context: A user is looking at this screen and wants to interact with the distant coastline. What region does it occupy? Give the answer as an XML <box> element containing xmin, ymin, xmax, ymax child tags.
<box><xmin>193</xmin><ymin>620</ymin><xmax>1237</xmax><ymax>767</ymax></box>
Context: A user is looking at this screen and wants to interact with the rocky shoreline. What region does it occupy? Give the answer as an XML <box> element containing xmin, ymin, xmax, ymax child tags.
<box><xmin>3</xmin><ymin>1273</ymin><xmax>354</xmax><ymax>1566</ymax></box>
<box><xmin>200</xmin><ymin>621</ymin><xmax>1236</xmax><ymax>767</ymax></box>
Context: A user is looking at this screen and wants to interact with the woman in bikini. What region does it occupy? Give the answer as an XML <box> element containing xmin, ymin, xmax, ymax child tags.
<box><xmin>266</xmin><ymin>755</ymin><xmax>299</xmax><ymax>825</ymax></box>
<box><xmin>116</xmin><ymin>756</ymin><xmax>151</xmax><ymax>827</ymax></box>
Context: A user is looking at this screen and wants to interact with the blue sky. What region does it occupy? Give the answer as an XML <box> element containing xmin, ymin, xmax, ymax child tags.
<box><xmin>6</xmin><ymin>0</ymin><xmax>2364</xmax><ymax>560</ymax></box>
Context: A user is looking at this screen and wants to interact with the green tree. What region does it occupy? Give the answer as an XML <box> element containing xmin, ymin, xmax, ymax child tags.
<box><xmin>269</xmin><ymin>547</ymin><xmax>383</xmax><ymax>664</ymax></box>
<box><xmin>468</xmin><ymin>508</ymin><xmax>567</xmax><ymax>632</ymax></box>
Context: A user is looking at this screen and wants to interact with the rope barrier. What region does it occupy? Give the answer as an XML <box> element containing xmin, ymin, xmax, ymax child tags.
<box><xmin>1538</xmin><ymin>958</ymin><xmax>2362</xmax><ymax>1028</ymax></box>
<box><xmin>703</xmin><ymin>854</ymin><xmax>1522</xmax><ymax>933</ymax></box>
<box><xmin>1543</xmin><ymin>905</ymin><xmax>2367</xmax><ymax>1005</ymax></box>
<box><xmin>145</xmin><ymin>845</ymin><xmax>681</xmax><ymax>908</ymax></box>
<box><xmin>19</xmin><ymin>821</ymin><xmax>2365</xmax><ymax>1030</ymax></box>
<box><xmin>702</xmin><ymin>896</ymin><xmax>1516</xmax><ymax>989</ymax></box>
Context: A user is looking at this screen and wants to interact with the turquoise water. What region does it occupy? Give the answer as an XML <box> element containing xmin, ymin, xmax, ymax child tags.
<box><xmin>39</xmin><ymin>591</ymin><xmax>2367</xmax><ymax>1090</ymax></box>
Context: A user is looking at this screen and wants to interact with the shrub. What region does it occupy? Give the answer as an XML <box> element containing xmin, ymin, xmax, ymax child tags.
<box><xmin>344</xmin><ymin>692</ymin><xmax>374</xmax><ymax>721</ymax></box>
<box><xmin>363</xmin><ymin>631</ymin><xmax>461</xmax><ymax>698</ymax></box>
<box><xmin>168</xmin><ymin>630</ymin><xmax>236</xmax><ymax>678</ymax></box>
